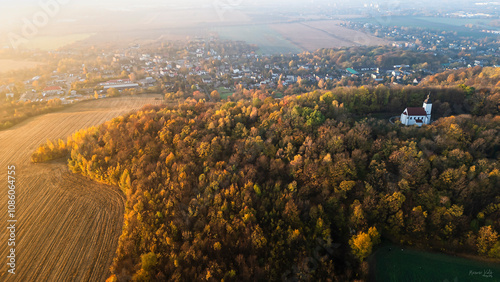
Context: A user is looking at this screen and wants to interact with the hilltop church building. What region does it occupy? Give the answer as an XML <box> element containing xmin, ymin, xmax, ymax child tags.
<box><xmin>400</xmin><ymin>94</ymin><xmax>432</xmax><ymax>126</ymax></box>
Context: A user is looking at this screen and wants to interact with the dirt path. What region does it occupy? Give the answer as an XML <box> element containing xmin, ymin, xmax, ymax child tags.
<box><xmin>0</xmin><ymin>95</ymin><xmax>163</xmax><ymax>281</ymax></box>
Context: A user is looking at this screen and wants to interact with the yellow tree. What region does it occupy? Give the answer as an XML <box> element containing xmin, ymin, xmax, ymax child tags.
<box><xmin>107</xmin><ymin>88</ymin><xmax>119</xmax><ymax>97</ymax></box>
<box><xmin>477</xmin><ymin>226</ymin><xmax>499</xmax><ymax>255</ymax></box>
<box><xmin>129</xmin><ymin>72</ymin><xmax>137</xmax><ymax>82</ymax></box>
<box><xmin>349</xmin><ymin>232</ymin><xmax>372</xmax><ymax>262</ymax></box>
<box><xmin>318</xmin><ymin>79</ymin><xmax>326</xmax><ymax>89</ymax></box>
<box><xmin>210</xmin><ymin>90</ymin><xmax>220</xmax><ymax>101</ymax></box>
<box><xmin>133</xmin><ymin>252</ymin><xmax>158</xmax><ymax>281</ymax></box>
<box><xmin>349</xmin><ymin>227</ymin><xmax>380</xmax><ymax>262</ymax></box>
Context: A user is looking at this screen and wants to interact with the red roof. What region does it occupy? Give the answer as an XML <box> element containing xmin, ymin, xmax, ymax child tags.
<box><xmin>43</xmin><ymin>86</ymin><xmax>62</xmax><ymax>91</ymax></box>
<box><xmin>404</xmin><ymin>107</ymin><xmax>427</xmax><ymax>116</ymax></box>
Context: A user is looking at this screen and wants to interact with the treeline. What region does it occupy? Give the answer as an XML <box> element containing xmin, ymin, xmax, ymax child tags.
<box><xmin>33</xmin><ymin>89</ymin><xmax>500</xmax><ymax>281</ymax></box>
<box><xmin>421</xmin><ymin>66</ymin><xmax>500</xmax><ymax>89</ymax></box>
<box><xmin>0</xmin><ymin>99</ymin><xmax>66</xmax><ymax>130</ymax></box>
<box><xmin>310</xmin><ymin>46</ymin><xmax>446</xmax><ymax>70</ymax></box>
<box><xmin>258</xmin><ymin>45</ymin><xmax>445</xmax><ymax>71</ymax></box>
<box><xmin>31</xmin><ymin>138</ymin><xmax>68</xmax><ymax>163</ymax></box>
<box><xmin>229</xmin><ymin>84</ymin><xmax>498</xmax><ymax>117</ymax></box>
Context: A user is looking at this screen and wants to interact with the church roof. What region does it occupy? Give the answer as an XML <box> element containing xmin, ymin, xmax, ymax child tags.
<box><xmin>403</xmin><ymin>107</ymin><xmax>427</xmax><ymax>116</ymax></box>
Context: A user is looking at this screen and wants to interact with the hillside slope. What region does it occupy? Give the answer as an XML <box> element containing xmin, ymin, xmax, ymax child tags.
<box><xmin>39</xmin><ymin>92</ymin><xmax>499</xmax><ymax>281</ymax></box>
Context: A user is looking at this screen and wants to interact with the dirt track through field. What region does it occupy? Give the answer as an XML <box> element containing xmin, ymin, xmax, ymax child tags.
<box><xmin>0</xmin><ymin>96</ymin><xmax>163</xmax><ymax>281</ymax></box>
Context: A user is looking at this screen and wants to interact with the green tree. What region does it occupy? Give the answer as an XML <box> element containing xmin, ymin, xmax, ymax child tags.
<box><xmin>133</xmin><ymin>252</ymin><xmax>158</xmax><ymax>281</ymax></box>
<box><xmin>119</xmin><ymin>169</ymin><xmax>131</xmax><ymax>193</ymax></box>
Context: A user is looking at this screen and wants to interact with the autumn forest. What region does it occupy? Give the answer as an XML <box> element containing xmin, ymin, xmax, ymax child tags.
<box><xmin>29</xmin><ymin>67</ymin><xmax>500</xmax><ymax>281</ymax></box>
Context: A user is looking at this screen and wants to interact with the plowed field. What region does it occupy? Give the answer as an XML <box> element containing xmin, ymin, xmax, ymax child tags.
<box><xmin>0</xmin><ymin>95</ymin><xmax>163</xmax><ymax>281</ymax></box>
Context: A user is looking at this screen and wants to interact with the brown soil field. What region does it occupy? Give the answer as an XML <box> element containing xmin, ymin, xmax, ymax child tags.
<box><xmin>270</xmin><ymin>22</ymin><xmax>353</xmax><ymax>51</ymax></box>
<box><xmin>303</xmin><ymin>20</ymin><xmax>389</xmax><ymax>46</ymax></box>
<box><xmin>0</xmin><ymin>95</ymin><xmax>163</xmax><ymax>281</ymax></box>
<box><xmin>270</xmin><ymin>21</ymin><xmax>388</xmax><ymax>52</ymax></box>
<box><xmin>0</xmin><ymin>60</ymin><xmax>42</xmax><ymax>74</ymax></box>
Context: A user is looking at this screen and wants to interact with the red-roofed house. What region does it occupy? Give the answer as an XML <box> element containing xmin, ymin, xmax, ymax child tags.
<box><xmin>42</xmin><ymin>86</ymin><xmax>63</xmax><ymax>96</ymax></box>
<box><xmin>400</xmin><ymin>94</ymin><xmax>432</xmax><ymax>126</ymax></box>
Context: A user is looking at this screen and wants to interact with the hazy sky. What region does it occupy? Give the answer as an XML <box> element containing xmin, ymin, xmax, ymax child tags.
<box><xmin>0</xmin><ymin>0</ymin><xmax>334</xmax><ymax>32</ymax></box>
<box><xmin>0</xmin><ymin>0</ymin><xmax>494</xmax><ymax>47</ymax></box>
<box><xmin>0</xmin><ymin>0</ymin><xmax>487</xmax><ymax>23</ymax></box>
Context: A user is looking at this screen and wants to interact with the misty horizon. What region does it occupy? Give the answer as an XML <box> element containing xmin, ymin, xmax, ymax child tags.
<box><xmin>0</xmin><ymin>0</ymin><xmax>498</xmax><ymax>51</ymax></box>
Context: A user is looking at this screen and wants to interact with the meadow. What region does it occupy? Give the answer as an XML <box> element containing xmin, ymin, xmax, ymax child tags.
<box><xmin>216</xmin><ymin>86</ymin><xmax>234</xmax><ymax>99</ymax></box>
<box><xmin>373</xmin><ymin>244</ymin><xmax>500</xmax><ymax>282</ymax></box>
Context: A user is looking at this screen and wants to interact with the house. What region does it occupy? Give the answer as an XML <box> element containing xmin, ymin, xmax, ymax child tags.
<box><xmin>371</xmin><ymin>74</ymin><xmax>384</xmax><ymax>82</ymax></box>
<box><xmin>100</xmin><ymin>79</ymin><xmax>132</xmax><ymax>85</ymax></box>
<box><xmin>103</xmin><ymin>83</ymin><xmax>139</xmax><ymax>90</ymax></box>
<box><xmin>101</xmin><ymin>79</ymin><xmax>139</xmax><ymax>90</ymax></box>
<box><xmin>346</xmin><ymin>68</ymin><xmax>359</xmax><ymax>75</ymax></box>
<box><xmin>42</xmin><ymin>86</ymin><xmax>63</xmax><ymax>96</ymax></box>
<box><xmin>201</xmin><ymin>75</ymin><xmax>212</xmax><ymax>84</ymax></box>
<box><xmin>391</xmin><ymin>70</ymin><xmax>402</xmax><ymax>77</ymax></box>
<box><xmin>400</xmin><ymin>94</ymin><xmax>432</xmax><ymax>126</ymax></box>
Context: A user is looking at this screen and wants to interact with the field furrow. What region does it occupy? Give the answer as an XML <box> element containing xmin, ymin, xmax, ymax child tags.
<box><xmin>0</xmin><ymin>95</ymin><xmax>162</xmax><ymax>281</ymax></box>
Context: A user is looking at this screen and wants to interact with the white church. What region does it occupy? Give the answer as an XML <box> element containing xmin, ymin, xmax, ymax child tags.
<box><xmin>400</xmin><ymin>94</ymin><xmax>432</xmax><ymax>126</ymax></box>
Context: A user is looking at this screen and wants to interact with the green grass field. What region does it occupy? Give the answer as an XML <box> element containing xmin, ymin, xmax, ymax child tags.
<box><xmin>374</xmin><ymin>244</ymin><xmax>500</xmax><ymax>282</ymax></box>
<box><xmin>216</xmin><ymin>87</ymin><xmax>234</xmax><ymax>100</ymax></box>
<box><xmin>212</xmin><ymin>24</ymin><xmax>302</xmax><ymax>55</ymax></box>
<box><xmin>352</xmin><ymin>16</ymin><xmax>498</xmax><ymax>38</ymax></box>
<box><xmin>272</xmin><ymin>92</ymin><xmax>284</xmax><ymax>98</ymax></box>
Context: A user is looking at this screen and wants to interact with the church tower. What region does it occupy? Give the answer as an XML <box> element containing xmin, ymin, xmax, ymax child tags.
<box><xmin>422</xmin><ymin>93</ymin><xmax>432</xmax><ymax>124</ymax></box>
